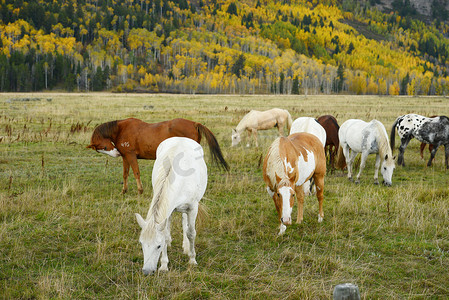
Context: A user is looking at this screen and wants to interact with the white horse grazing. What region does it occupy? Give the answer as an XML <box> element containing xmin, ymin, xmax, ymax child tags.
<box><xmin>338</xmin><ymin>119</ymin><xmax>395</xmax><ymax>186</ymax></box>
<box><xmin>135</xmin><ymin>137</ymin><xmax>207</xmax><ymax>275</ymax></box>
<box><xmin>231</xmin><ymin>108</ymin><xmax>292</xmax><ymax>147</ymax></box>
<box><xmin>289</xmin><ymin>117</ymin><xmax>326</xmax><ymax>195</ymax></box>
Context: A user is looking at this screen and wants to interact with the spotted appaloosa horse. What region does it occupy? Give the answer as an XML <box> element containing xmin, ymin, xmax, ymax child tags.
<box><xmin>390</xmin><ymin>114</ymin><xmax>449</xmax><ymax>169</ymax></box>
<box><xmin>317</xmin><ymin>115</ymin><xmax>341</xmax><ymax>171</ymax></box>
<box><xmin>87</xmin><ymin>118</ymin><xmax>228</xmax><ymax>194</ymax></box>
<box><xmin>263</xmin><ymin>133</ymin><xmax>326</xmax><ymax>235</ymax></box>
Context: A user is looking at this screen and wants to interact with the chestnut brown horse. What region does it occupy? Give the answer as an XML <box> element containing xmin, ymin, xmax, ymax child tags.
<box><xmin>87</xmin><ymin>118</ymin><xmax>228</xmax><ymax>194</ymax></box>
<box><xmin>317</xmin><ymin>115</ymin><xmax>340</xmax><ymax>170</ymax></box>
<box><xmin>263</xmin><ymin>133</ymin><xmax>326</xmax><ymax>235</ymax></box>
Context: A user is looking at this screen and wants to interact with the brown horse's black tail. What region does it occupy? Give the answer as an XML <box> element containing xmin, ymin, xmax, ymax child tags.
<box><xmin>335</xmin><ymin>145</ymin><xmax>347</xmax><ymax>170</ymax></box>
<box><xmin>196</xmin><ymin>123</ymin><xmax>230</xmax><ymax>171</ymax></box>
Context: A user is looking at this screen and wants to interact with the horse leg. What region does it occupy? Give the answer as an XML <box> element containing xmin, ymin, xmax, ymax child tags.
<box><xmin>246</xmin><ymin>130</ymin><xmax>251</xmax><ymax>147</ymax></box>
<box><xmin>355</xmin><ymin>151</ymin><xmax>369</xmax><ymax>184</ymax></box>
<box><xmin>295</xmin><ymin>185</ymin><xmax>305</xmax><ymax>224</ymax></box>
<box><xmin>346</xmin><ymin>147</ymin><xmax>357</xmax><ymax>181</ymax></box>
<box><xmin>445</xmin><ymin>144</ymin><xmax>449</xmax><ymax>169</ymax></box>
<box><xmin>314</xmin><ymin>175</ymin><xmax>324</xmax><ymax>223</ymax></box>
<box><xmin>127</xmin><ymin>154</ymin><xmax>143</xmax><ymax>194</ymax></box>
<box><xmin>277</xmin><ymin>122</ymin><xmax>284</xmax><ymax>136</ymax></box>
<box><xmin>420</xmin><ymin>143</ymin><xmax>426</xmax><ymax>160</ymax></box>
<box><xmin>398</xmin><ymin>137</ymin><xmax>411</xmax><ymax>166</ymax></box>
<box><xmin>182</xmin><ymin>213</ymin><xmax>189</xmax><ymax>254</ymax></box>
<box><xmin>253</xmin><ymin>129</ymin><xmax>259</xmax><ymax>147</ymax></box>
<box><xmin>122</xmin><ymin>158</ymin><xmax>130</xmax><ymax>194</ymax></box>
<box><xmin>374</xmin><ymin>154</ymin><xmax>381</xmax><ymax>185</ymax></box>
<box><xmin>427</xmin><ymin>145</ymin><xmax>440</xmax><ymax>167</ymax></box>
<box><xmin>185</xmin><ymin>203</ymin><xmax>199</xmax><ymax>265</ymax></box>
<box><xmin>159</xmin><ymin>220</ymin><xmax>170</xmax><ymax>272</ymax></box>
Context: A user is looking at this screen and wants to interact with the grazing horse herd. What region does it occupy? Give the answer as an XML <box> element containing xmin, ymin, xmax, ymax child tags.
<box><xmin>88</xmin><ymin>110</ymin><xmax>449</xmax><ymax>274</ymax></box>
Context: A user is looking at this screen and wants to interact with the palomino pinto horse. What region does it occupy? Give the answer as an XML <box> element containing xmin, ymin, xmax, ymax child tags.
<box><xmin>232</xmin><ymin>108</ymin><xmax>292</xmax><ymax>147</ymax></box>
<box><xmin>87</xmin><ymin>118</ymin><xmax>228</xmax><ymax>194</ymax></box>
<box><xmin>390</xmin><ymin>114</ymin><xmax>449</xmax><ymax>168</ymax></box>
<box><xmin>337</xmin><ymin>119</ymin><xmax>395</xmax><ymax>186</ymax></box>
<box><xmin>263</xmin><ymin>133</ymin><xmax>326</xmax><ymax>235</ymax></box>
<box><xmin>317</xmin><ymin>115</ymin><xmax>341</xmax><ymax>171</ymax></box>
<box><xmin>135</xmin><ymin>137</ymin><xmax>207</xmax><ymax>274</ymax></box>
<box><xmin>289</xmin><ymin>117</ymin><xmax>326</xmax><ymax>195</ymax></box>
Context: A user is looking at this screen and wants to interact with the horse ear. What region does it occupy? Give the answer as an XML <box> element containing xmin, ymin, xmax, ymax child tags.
<box><xmin>275</xmin><ymin>173</ymin><xmax>282</xmax><ymax>183</ymax></box>
<box><xmin>135</xmin><ymin>213</ymin><xmax>147</xmax><ymax>229</ymax></box>
<box><xmin>232</xmin><ymin>128</ymin><xmax>236</xmax><ymax>134</ymax></box>
<box><xmin>393</xmin><ymin>155</ymin><xmax>397</xmax><ymax>160</ymax></box>
<box><xmin>385</xmin><ymin>154</ymin><xmax>388</xmax><ymax>160</ymax></box>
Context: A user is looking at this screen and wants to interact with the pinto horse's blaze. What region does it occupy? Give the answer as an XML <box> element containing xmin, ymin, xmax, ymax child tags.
<box><xmin>87</xmin><ymin>118</ymin><xmax>228</xmax><ymax>194</ymax></box>
<box><xmin>263</xmin><ymin>133</ymin><xmax>326</xmax><ymax>235</ymax></box>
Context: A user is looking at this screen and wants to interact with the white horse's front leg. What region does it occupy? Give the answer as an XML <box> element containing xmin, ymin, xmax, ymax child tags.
<box><xmin>356</xmin><ymin>151</ymin><xmax>369</xmax><ymax>184</ymax></box>
<box><xmin>159</xmin><ymin>221</ymin><xmax>170</xmax><ymax>272</ymax></box>
<box><xmin>253</xmin><ymin>129</ymin><xmax>259</xmax><ymax>147</ymax></box>
<box><xmin>186</xmin><ymin>205</ymin><xmax>199</xmax><ymax>265</ymax></box>
<box><xmin>374</xmin><ymin>154</ymin><xmax>381</xmax><ymax>185</ymax></box>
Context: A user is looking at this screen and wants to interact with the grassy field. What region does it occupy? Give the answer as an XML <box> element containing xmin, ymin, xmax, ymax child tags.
<box><xmin>1</xmin><ymin>93</ymin><xmax>448</xmax><ymax>299</ymax></box>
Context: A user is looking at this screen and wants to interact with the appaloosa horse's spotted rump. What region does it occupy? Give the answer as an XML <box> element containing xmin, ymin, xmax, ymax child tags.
<box><xmin>390</xmin><ymin>114</ymin><xmax>449</xmax><ymax>168</ymax></box>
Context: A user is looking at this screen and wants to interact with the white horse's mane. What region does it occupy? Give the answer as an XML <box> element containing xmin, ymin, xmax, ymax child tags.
<box><xmin>374</xmin><ymin>120</ymin><xmax>392</xmax><ymax>158</ymax></box>
<box><xmin>141</xmin><ymin>149</ymin><xmax>175</xmax><ymax>240</ymax></box>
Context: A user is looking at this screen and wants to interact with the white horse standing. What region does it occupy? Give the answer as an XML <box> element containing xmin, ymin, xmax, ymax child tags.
<box><xmin>231</xmin><ymin>108</ymin><xmax>292</xmax><ymax>147</ymax></box>
<box><xmin>135</xmin><ymin>137</ymin><xmax>207</xmax><ymax>274</ymax></box>
<box><xmin>338</xmin><ymin>119</ymin><xmax>395</xmax><ymax>186</ymax></box>
<box><xmin>289</xmin><ymin>117</ymin><xmax>327</xmax><ymax>195</ymax></box>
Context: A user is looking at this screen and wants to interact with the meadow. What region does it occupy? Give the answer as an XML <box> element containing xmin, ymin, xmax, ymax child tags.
<box><xmin>1</xmin><ymin>93</ymin><xmax>448</xmax><ymax>299</ymax></box>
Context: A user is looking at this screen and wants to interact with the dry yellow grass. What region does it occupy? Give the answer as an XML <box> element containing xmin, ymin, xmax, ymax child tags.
<box><xmin>1</xmin><ymin>93</ymin><xmax>448</xmax><ymax>299</ymax></box>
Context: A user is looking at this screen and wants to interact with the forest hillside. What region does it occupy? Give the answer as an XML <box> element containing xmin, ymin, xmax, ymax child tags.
<box><xmin>1</xmin><ymin>0</ymin><xmax>449</xmax><ymax>95</ymax></box>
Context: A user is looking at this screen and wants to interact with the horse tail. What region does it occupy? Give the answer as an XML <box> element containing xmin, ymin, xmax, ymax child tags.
<box><xmin>286</xmin><ymin>110</ymin><xmax>293</xmax><ymax>133</ymax></box>
<box><xmin>390</xmin><ymin>117</ymin><xmax>399</xmax><ymax>152</ymax></box>
<box><xmin>196</xmin><ymin>202</ymin><xmax>209</xmax><ymax>230</ymax></box>
<box><xmin>195</xmin><ymin>123</ymin><xmax>230</xmax><ymax>171</ymax></box>
<box><xmin>335</xmin><ymin>146</ymin><xmax>346</xmax><ymax>170</ymax></box>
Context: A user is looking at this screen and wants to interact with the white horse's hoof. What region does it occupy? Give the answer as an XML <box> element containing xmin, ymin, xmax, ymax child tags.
<box><xmin>189</xmin><ymin>258</ymin><xmax>198</xmax><ymax>265</ymax></box>
<box><xmin>318</xmin><ymin>214</ymin><xmax>323</xmax><ymax>223</ymax></box>
<box><xmin>158</xmin><ymin>265</ymin><xmax>168</xmax><ymax>272</ymax></box>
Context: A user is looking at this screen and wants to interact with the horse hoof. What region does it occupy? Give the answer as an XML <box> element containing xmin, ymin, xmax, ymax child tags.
<box><xmin>158</xmin><ymin>264</ymin><xmax>169</xmax><ymax>272</ymax></box>
<box><xmin>355</xmin><ymin>180</ymin><xmax>360</xmax><ymax>184</ymax></box>
<box><xmin>138</xmin><ymin>189</ymin><xmax>144</xmax><ymax>195</ymax></box>
<box><xmin>374</xmin><ymin>181</ymin><xmax>379</xmax><ymax>185</ymax></box>
<box><xmin>121</xmin><ymin>190</ymin><xmax>127</xmax><ymax>195</ymax></box>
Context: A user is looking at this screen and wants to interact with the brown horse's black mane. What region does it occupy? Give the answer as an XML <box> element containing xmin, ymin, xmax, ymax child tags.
<box><xmin>93</xmin><ymin>120</ymin><xmax>119</xmax><ymax>140</ymax></box>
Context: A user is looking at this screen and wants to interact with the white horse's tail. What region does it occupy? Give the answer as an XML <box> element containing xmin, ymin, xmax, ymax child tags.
<box><xmin>390</xmin><ymin>117</ymin><xmax>400</xmax><ymax>153</ymax></box>
<box><xmin>286</xmin><ymin>111</ymin><xmax>293</xmax><ymax>133</ymax></box>
<box><xmin>196</xmin><ymin>202</ymin><xmax>209</xmax><ymax>230</ymax></box>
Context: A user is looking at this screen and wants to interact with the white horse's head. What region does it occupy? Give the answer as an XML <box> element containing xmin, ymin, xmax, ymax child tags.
<box><xmin>231</xmin><ymin>129</ymin><xmax>241</xmax><ymax>147</ymax></box>
<box><xmin>381</xmin><ymin>154</ymin><xmax>395</xmax><ymax>186</ymax></box>
<box><xmin>135</xmin><ymin>213</ymin><xmax>165</xmax><ymax>275</ymax></box>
